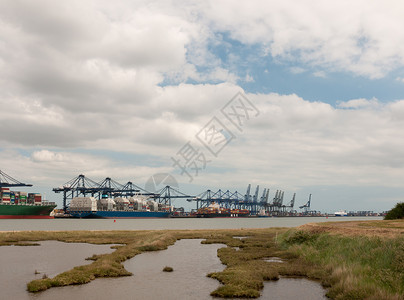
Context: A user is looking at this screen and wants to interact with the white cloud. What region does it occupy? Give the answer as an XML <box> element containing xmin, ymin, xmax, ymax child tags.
<box><xmin>202</xmin><ymin>0</ymin><xmax>404</xmax><ymax>78</ymax></box>
<box><xmin>1</xmin><ymin>1</ymin><xmax>404</xmax><ymax>212</ymax></box>
<box><xmin>209</xmin><ymin>93</ymin><xmax>404</xmax><ymax>191</ymax></box>
<box><xmin>337</xmin><ymin>98</ymin><xmax>379</xmax><ymax>109</ymax></box>
<box><xmin>31</xmin><ymin>150</ymin><xmax>66</xmax><ymax>163</ymax></box>
<box><xmin>1</xmin><ymin>90</ymin><xmax>404</xmax><ymax>211</ymax></box>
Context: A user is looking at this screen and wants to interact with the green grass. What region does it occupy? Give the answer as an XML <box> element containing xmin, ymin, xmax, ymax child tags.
<box><xmin>281</xmin><ymin>230</ymin><xmax>404</xmax><ymax>299</ymax></box>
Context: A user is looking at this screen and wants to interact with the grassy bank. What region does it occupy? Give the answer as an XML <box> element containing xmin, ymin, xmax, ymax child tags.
<box><xmin>0</xmin><ymin>221</ymin><xmax>403</xmax><ymax>299</ymax></box>
<box><xmin>281</xmin><ymin>221</ymin><xmax>404</xmax><ymax>299</ymax></box>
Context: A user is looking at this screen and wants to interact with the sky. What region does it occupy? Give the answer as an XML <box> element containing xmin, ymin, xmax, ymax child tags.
<box><xmin>1</xmin><ymin>0</ymin><xmax>404</xmax><ymax>213</ymax></box>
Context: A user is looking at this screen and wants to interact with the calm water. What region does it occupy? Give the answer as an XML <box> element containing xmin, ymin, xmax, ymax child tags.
<box><xmin>262</xmin><ymin>278</ymin><xmax>327</xmax><ymax>299</ymax></box>
<box><xmin>12</xmin><ymin>239</ymin><xmax>226</xmax><ymax>300</ymax></box>
<box><xmin>0</xmin><ymin>239</ymin><xmax>328</xmax><ymax>299</ymax></box>
<box><xmin>0</xmin><ymin>216</ymin><xmax>382</xmax><ymax>231</ymax></box>
<box><xmin>0</xmin><ymin>217</ymin><xmax>376</xmax><ymax>299</ymax></box>
<box><xmin>0</xmin><ymin>241</ymin><xmax>117</xmax><ymax>300</ymax></box>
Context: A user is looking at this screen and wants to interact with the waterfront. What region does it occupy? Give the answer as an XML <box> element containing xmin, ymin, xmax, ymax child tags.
<box><xmin>0</xmin><ymin>216</ymin><xmax>382</xmax><ymax>231</ymax></box>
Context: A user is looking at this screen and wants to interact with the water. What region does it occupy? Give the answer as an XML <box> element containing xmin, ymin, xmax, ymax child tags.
<box><xmin>0</xmin><ymin>241</ymin><xmax>117</xmax><ymax>300</ymax></box>
<box><xmin>261</xmin><ymin>278</ymin><xmax>327</xmax><ymax>299</ymax></box>
<box><xmin>0</xmin><ymin>217</ymin><xmax>373</xmax><ymax>299</ymax></box>
<box><xmin>0</xmin><ymin>239</ymin><xmax>328</xmax><ymax>300</ymax></box>
<box><xmin>263</xmin><ymin>257</ymin><xmax>285</xmax><ymax>263</ymax></box>
<box><xmin>0</xmin><ymin>216</ymin><xmax>382</xmax><ymax>231</ymax></box>
<box><xmin>26</xmin><ymin>239</ymin><xmax>226</xmax><ymax>300</ymax></box>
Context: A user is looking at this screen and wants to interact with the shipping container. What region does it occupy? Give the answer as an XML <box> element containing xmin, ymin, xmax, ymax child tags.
<box><xmin>20</xmin><ymin>194</ymin><xmax>27</xmax><ymax>204</ymax></box>
<box><xmin>27</xmin><ymin>193</ymin><xmax>35</xmax><ymax>204</ymax></box>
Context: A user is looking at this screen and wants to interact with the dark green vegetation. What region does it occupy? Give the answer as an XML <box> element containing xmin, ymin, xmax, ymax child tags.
<box><xmin>204</xmin><ymin>231</ymin><xmax>306</xmax><ymax>298</ymax></box>
<box><xmin>385</xmin><ymin>202</ymin><xmax>404</xmax><ymax>220</ymax></box>
<box><xmin>0</xmin><ymin>220</ymin><xmax>403</xmax><ymax>299</ymax></box>
<box><xmin>163</xmin><ymin>266</ymin><xmax>173</xmax><ymax>272</ymax></box>
<box><xmin>281</xmin><ymin>230</ymin><xmax>404</xmax><ymax>300</ymax></box>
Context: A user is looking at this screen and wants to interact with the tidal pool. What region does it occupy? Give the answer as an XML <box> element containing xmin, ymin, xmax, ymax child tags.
<box><xmin>0</xmin><ymin>241</ymin><xmax>117</xmax><ymax>300</ymax></box>
<box><xmin>261</xmin><ymin>277</ymin><xmax>327</xmax><ymax>299</ymax></box>
<box><xmin>32</xmin><ymin>239</ymin><xmax>226</xmax><ymax>300</ymax></box>
<box><xmin>1</xmin><ymin>239</ymin><xmax>328</xmax><ymax>300</ymax></box>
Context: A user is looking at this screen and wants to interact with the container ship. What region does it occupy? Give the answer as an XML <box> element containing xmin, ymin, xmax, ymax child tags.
<box><xmin>195</xmin><ymin>203</ymin><xmax>251</xmax><ymax>218</ymax></box>
<box><xmin>0</xmin><ymin>187</ymin><xmax>57</xmax><ymax>219</ymax></box>
<box><xmin>334</xmin><ymin>210</ymin><xmax>348</xmax><ymax>216</ymax></box>
<box><xmin>68</xmin><ymin>195</ymin><xmax>170</xmax><ymax>218</ymax></box>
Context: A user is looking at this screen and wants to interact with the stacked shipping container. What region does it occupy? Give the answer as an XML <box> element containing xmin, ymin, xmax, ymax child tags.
<box><xmin>0</xmin><ymin>189</ymin><xmax>40</xmax><ymax>205</ymax></box>
<box><xmin>28</xmin><ymin>193</ymin><xmax>42</xmax><ymax>205</ymax></box>
<box><xmin>20</xmin><ymin>192</ymin><xmax>27</xmax><ymax>204</ymax></box>
<box><xmin>0</xmin><ymin>188</ymin><xmax>11</xmax><ymax>203</ymax></box>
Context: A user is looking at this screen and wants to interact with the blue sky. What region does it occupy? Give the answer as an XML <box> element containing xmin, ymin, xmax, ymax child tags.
<box><xmin>1</xmin><ymin>0</ymin><xmax>404</xmax><ymax>213</ymax></box>
<box><xmin>191</xmin><ymin>33</ymin><xmax>404</xmax><ymax>104</ymax></box>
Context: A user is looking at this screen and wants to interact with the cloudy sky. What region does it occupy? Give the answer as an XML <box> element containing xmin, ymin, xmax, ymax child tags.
<box><xmin>1</xmin><ymin>0</ymin><xmax>404</xmax><ymax>212</ymax></box>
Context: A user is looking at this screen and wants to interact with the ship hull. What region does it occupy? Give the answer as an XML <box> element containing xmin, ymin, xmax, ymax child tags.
<box><xmin>0</xmin><ymin>204</ymin><xmax>56</xmax><ymax>219</ymax></box>
<box><xmin>69</xmin><ymin>210</ymin><xmax>170</xmax><ymax>219</ymax></box>
<box><xmin>334</xmin><ymin>211</ymin><xmax>348</xmax><ymax>216</ymax></box>
<box><xmin>196</xmin><ymin>213</ymin><xmax>232</xmax><ymax>218</ymax></box>
<box><xmin>231</xmin><ymin>214</ymin><xmax>250</xmax><ymax>217</ymax></box>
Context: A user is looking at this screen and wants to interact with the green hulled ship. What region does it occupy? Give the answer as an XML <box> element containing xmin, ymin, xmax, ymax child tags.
<box><xmin>0</xmin><ymin>170</ymin><xmax>57</xmax><ymax>219</ymax></box>
<box><xmin>0</xmin><ymin>203</ymin><xmax>57</xmax><ymax>219</ymax></box>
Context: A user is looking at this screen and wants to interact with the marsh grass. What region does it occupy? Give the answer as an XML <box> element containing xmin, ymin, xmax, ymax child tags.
<box><xmin>281</xmin><ymin>229</ymin><xmax>404</xmax><ymax>299</ymax></box>
<box><xmin>1</xmin><ymin>222</ymin><xmax>403</xmax><ymax>299</ymax></box>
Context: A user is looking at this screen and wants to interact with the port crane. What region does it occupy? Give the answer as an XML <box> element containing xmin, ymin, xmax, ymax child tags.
<box><xmin>281</xmin><ymin>193</ymin><xmax>296</xmax><ymax>215</ymax></box>
<box><xmin>299</xmin><ymin>194</ymin><xmax>314</xmax><ymax>214</ymax></box>
<box><xmin>0</xmin><ymin>170</ymin><xmax>32</xmax><ymax>188</ymax></box>
<box><xmin>188</xmin><ymin>185</ymin><xmax>272</xmax><ymax>214</ymax></box>
<box><xmin>53</xmin><ymin>174</ymin><xmax>193</xmax><ymax>212</ymax></box>
<box><xmin>190</xmin><ymin>189</ymin><xmax>245</xmax><ymax>210</ymax></box>
<box><xmin>52</xmin><ymin>175</ymin><xmax>306</xmax><ymax>216</ymax></box>
<box><xmin>267</xmin><ymin>190</ymin><xmax>284</xmax><ymax>213</ymax></box>
<box><xmin>155</xmin><ymin>185</ymin><xmax>191</xmax><ymax>207</ymax></box>
<box><xmin>53</xmin><ymin>175</ymin><xmax>150</xmax><ymax>212</ymax></box>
